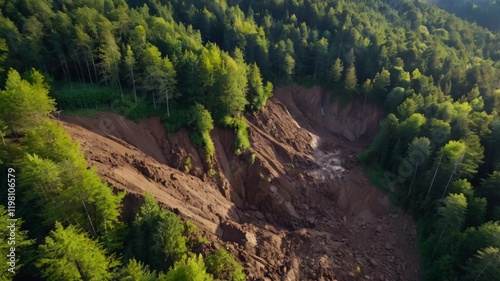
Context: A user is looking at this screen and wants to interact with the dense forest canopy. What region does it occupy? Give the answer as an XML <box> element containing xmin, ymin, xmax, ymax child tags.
<box><xmin>430</xmin><ymin>0</ymin><xmax>500</xmax><ymax>32</ymax></box>
<box><xmin>0</xmin><ymin>0</ymin><xmax>499</xmax><ymax>280</ymax></box>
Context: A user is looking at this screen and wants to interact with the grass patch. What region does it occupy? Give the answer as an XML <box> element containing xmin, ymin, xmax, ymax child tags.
<box><xmin>51</xmin><ymin>83</ymin><xmax>121</xmax><ymax>110</ymax></box>
<box><xmin>359</xmin><ymin>152</ymin><xmax>399</xmax><ymax>205</ymax></box>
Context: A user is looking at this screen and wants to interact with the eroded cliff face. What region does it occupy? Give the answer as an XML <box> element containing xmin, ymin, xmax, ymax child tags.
<box><xmin>60</xmin><ymin>84</ymin><xmax>421</xmax><ymax>281</ymax></box>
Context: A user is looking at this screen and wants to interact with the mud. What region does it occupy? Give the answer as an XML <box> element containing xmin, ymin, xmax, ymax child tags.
<box><xmin>60</xmin><ymin>84</ymin><xmax>420</xmax><ymax>281</ymax></box>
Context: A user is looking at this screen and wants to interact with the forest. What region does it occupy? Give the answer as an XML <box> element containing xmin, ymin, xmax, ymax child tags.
<box><xmin>431</xmin><ymin>0</ymin><xmax>500</xmax><ymax>32</ymax></box>
<box><xmin>0</xmin><ymin>0</ymin><xmax>500</xmax><ymax>280</ymax></box>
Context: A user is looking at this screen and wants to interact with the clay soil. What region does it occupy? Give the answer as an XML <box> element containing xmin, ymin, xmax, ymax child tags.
<box><xmin>59</xmin><ymin>84</ymin><xmax>421</xmax><ymax>281</ymax></box>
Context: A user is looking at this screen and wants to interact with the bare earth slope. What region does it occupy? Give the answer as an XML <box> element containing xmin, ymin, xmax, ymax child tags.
<box><xmin>60</xmin><ymin>85</ymin><xmax>420</xmax><ymax>281</ymax></box>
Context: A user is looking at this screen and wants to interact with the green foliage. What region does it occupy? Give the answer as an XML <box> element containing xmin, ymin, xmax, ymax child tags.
<box><xmin>36</xmin><ymin>222</ymin><xmax>119</xmax><ymax>281</ymax></box>
<box><xmin>184</xmin><ymin>220</ymin><xmax>204</xmax><ymax>248</ymax></box>
<box><xmin>161</xmin><ymin>254</ymin><xmax>213</xmax><ymax>281</ymax></box>
<box><xmin>125</xmin><ymin>193</ymin><xmax>187</xmax><ymax>272</ymax></box>
<box><xmin>0</xmin><ymin>69</ymin><xmax>55</xmax><ymax>134</ymax></box>
<box><xmin>1</xmin><ymin>0</ymin><xmax>500</xmax><ymax>279</ymax></box>
<box><xmin>0</xmin><ymin>206</ymin><xmax>34</xmax><ymax>280</ymax></box>
<box><xmin>51</xmin><ymin>83</ymin><xmax>120</xmax><ymax>111</ymax></box>
<box><xmin>344</xmin><ymin>65</ymin><xmax>358</xmax><ymax>94</ymax></box>
<box><xmin>19</xmin><ymin>121</ymin><xmax>124</xmax><ymax>244</ymax></box>
<box><xmin>247</xmin><ymin>63</ymin><xmax>273</xmax><ymax>112</ymax></box>
<box><xmin>222</xmin><ymin>116</ymin><xmax>251</xmax><ymax>154</ymax></box>
<box><xmin>462</xmin><ymin>247</ymin><xmax>500</xmax><ymax>281</ymax></box>
<box><xmin>329</xmin><ymin>58</ymin><xmax>344</xmax><ymax>85</ymax></box>
<box><xmin>188</xmin><ymin>103</ymin><xmax>215</xmax><ymax>162</ymax></box>
<box><xmin>464</xmin><ymin>221</ymin><xmax>500</xmax><ymax>259</ymax></box>
<box><xmin>116</xmin><ymin>259</ymin><xmax>158</xmax><ymax>281</ymax></box>
<box><xmin>205</xmin><ymin>248</ymin><xmax>246</xmax><ymax>281</ymax></box>
<box><xmin>0</xmin><ymin>38</ymin><xmax>7</xmax><ymax>76</ymax></box>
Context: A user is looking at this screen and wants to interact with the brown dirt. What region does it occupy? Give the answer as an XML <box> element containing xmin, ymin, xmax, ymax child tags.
<box><xmin>59</xmin><ymin>84</ymin><xmax>421</xmax><ymax>281</ymax></box>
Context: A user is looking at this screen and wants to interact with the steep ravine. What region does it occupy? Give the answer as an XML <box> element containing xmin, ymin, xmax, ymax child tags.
<box><xmin>60</xmin><ymin>85</ymin><xmax>421</xmax><ymax>281</ymax></box>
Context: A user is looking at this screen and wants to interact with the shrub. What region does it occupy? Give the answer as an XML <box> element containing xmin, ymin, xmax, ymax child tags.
<box><xmin>205</xmin><ymin>249</ymin><xmax>246</xmax><ymax>281</ymax></box>
<box><xmin>221</xmin><ymin>115</ymin><xmax>251</xmax><ymax>154</ymax></box>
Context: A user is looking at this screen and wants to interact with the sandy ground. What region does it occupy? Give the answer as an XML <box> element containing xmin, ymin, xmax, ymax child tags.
<box><xmin>60</xmin><ymin>84</ymin><xmax>421</xmax><ymax>281</ymax></box>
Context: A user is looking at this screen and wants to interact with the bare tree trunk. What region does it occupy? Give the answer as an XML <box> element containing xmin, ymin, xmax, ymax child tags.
<box><xmin>166</xmin><ymin>88</ymin><xmax>170</xmax><ymax>117</ymax></box>
<box><xmin>441</xmin><ymin>153</ymin><xmax>464</xmax><ymax>199</ymax></box>
<box><xmin>81</xmin><ymin>199</ymin><xmax>97</xmax><ymax>238</ymax></box>
<box><xmin>130</xmin><ymin>67</ymin><xmax>137</xmax><ymax>102</ymax></box>
<box><xmin>84</xmin><ymin>53</ymin><xmax>93</xmax><ymax>84</ymax></box>
<box><xmin>426</xmin><ymin>153</ymin><xmax>443</xmax><ymax>200</ymax></box>
<box><xmin>432</xmin><ymin>222</ymin><xmax>448</xmax><ymax>258</ymax></box>
<box><xmin>75</xmin><ymin>51</ymin><xmax>86</xmax><ymax>84</ymax></box>
<box><xmin>113</xmin><ymin>62</ymin><xmax>123</xmax><ymax>100</ymax></box>
<box><xmin>90</xmin><ymin>52</ymin><xmax>98</xmax><ymax>84</ymax></box>
<box><xmin>62</xmin><ymin>54</ymin><xmax>73</xmax><ymax>89</ymax></box>
<box><xmin>408</xmin><ymin>156</ymin><xmax>419</xmax><ymax>195</ymax></box>
<box><xmin>74</xmin><ymin>60</ymin><xmax>83</xmax><ymax>84</ymax></box>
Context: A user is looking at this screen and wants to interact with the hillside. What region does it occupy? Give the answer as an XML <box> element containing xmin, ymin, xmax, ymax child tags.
<box><xmin>60</xmin><ymin>85</ymin><xmax>421</xmax><ymax>280</ymax></box>
<box><xmin>1</xmin><ymin>0</ymin><xmax>500</xmax><ymax>280</ymax></box>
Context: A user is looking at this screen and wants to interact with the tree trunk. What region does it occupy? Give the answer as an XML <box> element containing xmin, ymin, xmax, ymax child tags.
<box><xmin>113</xmin><ymin>62</ymin><xmax>123</xmax><ymax>100</ymax></box>
<box><xmin>75</xmin><ymin>52</ymin><xmax>86</xmax><ymax>84</ymax></box>
<box><xmin>166</xmin><ymin>88</ymin><xmax>170</xmax><ymax>117</ymax></box>
<box><xmin>84</xmin><ymin>53</ymin><xmax>93</xmax><ymax>84</ymax></box>
<box><xmin>81</xmin><ymin>199</ymin><xmax>97</xmax><ymax>238</ymax></box>
<box><xmin>130</xmin><ymin>67</ymin><xmax>137</xmax><ymax>102</ymax></box>
<box><xmin>74</xmin><ymin>60</ymin><xmax>83</xmax><ymax>84</ymax></box>
<box><xmin>441</xmin><ymin>153</ymin><xmax>464</xmax><ymax>199</ymax></box>
<box><xmin>408</xmin><ymin>156</ymin><xmax>419</xmax><ymax>195</ymax></box>
<box><xmin>426</xmin><ymin>153</ymin><xmax>443</xmax><ymax>200</ymax></box>
<box><xmin>433</xmin><ymin>222</ymin><xmax>448</xmax><ymax>257</ymax></box>
<box><xmin>62</xmin><ymin>54</ymin><xmax>73</xmax><ymax>89</ymax></box>
<box><xmin>90</xmin><ymin>52</ymin><xmax>98</xmax><ymax>84</ymax></box>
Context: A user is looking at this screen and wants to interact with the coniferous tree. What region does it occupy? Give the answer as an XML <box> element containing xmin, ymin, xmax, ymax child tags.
<box><xmin>0</xmin><ymin>69</ymin><xmax>55</xmax><ymax>134</ymax></box>
<box><xmin>36</xmin><ymin>222</ymin><xmax>119</xmax><ymax>281</ymax></box>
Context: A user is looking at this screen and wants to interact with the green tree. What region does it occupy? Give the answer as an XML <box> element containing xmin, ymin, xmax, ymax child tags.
<box><xmin>0</xmin><ymin>38</ymin><xmax>8</xmax><ymax>76</ymax></box>
<box><xmin>0</xmin><ymin>206</ymin><xmax>34</xmax><ymax>280</ymax></box>
<box><xmin>329</xmin><ymin>58</ymin><xmax>344</xmax><ymax>85</ymax></box>
<box><xmin>20</xmin><ymin>121</ymin><xmax>124</xmax><ymax>242</ymax></box>
<box><xmin>463</xmin><ymin>247</ymin><xmax>500</xmax><ymax>281</ymax></box>
<box><xmin>477</xmin><ymin>171</ymin><xmax>500</xmax><ymax>218</ymax></box>
<box><xmin>464</xmin><ymin>221</ymin><xmax>500</xmax><ymax>259</ymax></box>
<box><xmin>36</xmin><ymin>222</ymin><xmax>119</xmax><ymax>281</ymax></box>
<box><xmin>406</xmin><ymin>137</ymin><xmax>432</xmax><ymax>195</ymax></box>
<box><xmin>99</xmin><ymin>33</ymin><xmax>123</xmax><ymax>98</ymax></box>
<box><xmin>373</xmin><ymin>68</ymin><xmax>391</xmax><ymax>97</ymax></box>
<box><xmin>344</xmin><ymin>65</ymin><xmax>357</xmax><ymax>94</ymax></box>
<box><xmin>313</xmin><ymin>37</ymin><xmax>329</xmax><ymax>79</ymax></box>
<box><xmin>246</xmin><ymin>63</ymin><xmax>272</xmax><ymax>111</ymax></box>
<box><xmin>205</xmin><ymin>249</ymin><xmax>246</xmax><ymax>281</ymax></box>
<box><xmin>397</xmin><ymin>98</ymin><xmax>418</xmax><ymax>119</ymax></box>
<box><xmin>161</xmin><ymin>254</ymin><xmax>213</xmax><ymax>281</ymax></box>
<box><xmin>116</xmin><ymin>259</ymin><xmax>157</xmax><ymax>281</ymax></box>
<box><xmin>141</xmin><ymin>45</ymin><xmax>177</xmax><ymax>112</ymax></box>
<box><xmin>0</xmin><ymin>69</ymin><xmax>55</xmax><ymax>134</ymax></box>
<box><xmin>123</xmin><ymin>45</ymin><xmax>138</xmax><ymax>102</ymax></box>
<box><xmin>125</xmin><ymin>194</ymin><xmax>188</xmax><ymax>272</ymax></box>
<box><xmin>283</xmin><ymin>53</ymin><xmax>295</xmax><ymax>82</ymax></box>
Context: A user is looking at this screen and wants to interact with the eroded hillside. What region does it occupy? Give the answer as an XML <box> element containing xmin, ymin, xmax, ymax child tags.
<box><xmin>60</xmin><ymin>85</ymin><xmax>420</xmax><ymax>281</ymax></box>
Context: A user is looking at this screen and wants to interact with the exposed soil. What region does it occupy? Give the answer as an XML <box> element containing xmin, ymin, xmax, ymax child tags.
<box><xmin>59</xmin><ymin>84</ymin><xmax>421</xmax><ymax>281</ymax></box>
